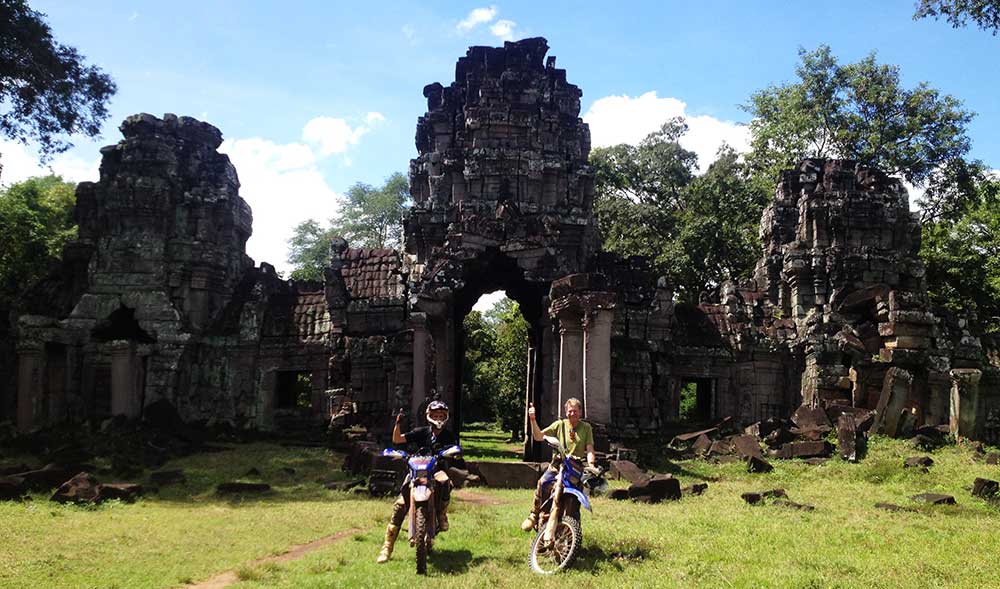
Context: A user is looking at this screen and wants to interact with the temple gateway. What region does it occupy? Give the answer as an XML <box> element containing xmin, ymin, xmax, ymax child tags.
<box><xmin>4</xmin><ymin>38</ymin><xmax>998</xmax><ymax>452</ymax></box>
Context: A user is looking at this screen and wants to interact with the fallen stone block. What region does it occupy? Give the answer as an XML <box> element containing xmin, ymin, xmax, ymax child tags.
<box><xmin>0</xmin><ymin>463</ymin><xmax>32</xmax><ymax>476</ymax></box>
<box><xmin>628</xmin><ymin>474</ymin><xmax>681</xmax><ymax>503</ymax></box>
<box><xmin>837</xmin><ymin>413</ymin><xmax>859</xmax><ymax>462</ymax></box>
<box><xmin>904</xmin><ymin>456</ymin><xmax>934</xmax><ymax>469</ymax></box>
<box><xmin>216</xmin><ymin>482</ymin><xmax>271</xmax><ymax>495</ymax></box>
<box><xmin>792</xmin><ymin>405</ymin><xmax>831</xmax><ymax>430</ymax></box>
<box><xmin>708</xmin><ymin>440</ymin><xmax>733</xmax><ymax>456</ymax></box>
<box><xmin>609</xmin><ymin>460</ymin><xmax>649</xmax><ymax>485</ymax></box>
<box><xmin>98</xmin><ymin>483</ymin><xmax>143</xmax><ymax>503</ymax></box>
<box><xmin>763</xmin><ymin>427</ymin><xmax>794</xmax><ymax>448</ymax></box>
<box><xmin>0</xmin><ymin>476</ymin><xmax>27</xmax><ymax>501</ymax></box>
<box><xmin>731</xmin><ymin>435</ymin><xmax>763</xmax><ymax>460</ymax></box>
<box><xmin>789</xmin><ymin>427</ymin><xmax>831</xmax><ymax>442</ymax></box>
<box><xmin>972</xmin><ymin>478</ymin><xmax>999</xmax><ymax>499</ymax></box>
<box><xmin>670</xmin><ymin>428</ymin><xmax>718</xmax><ymax>447</ymax></box>
<box><xmin>713</xmin><ymin>455</ymin><xmax>741</xmax><ymax>464</ymax></box>
<box><xmin>986</xmin><ymin>454</ymin><xmax>1000</xmax><ymax>465</ymax></box>
<box><xmin>741</xmin><ymin>488</ymin><xmax>787</xmax><ymax>505</ymax></box>
<box><xmin>911</xmin><ymin>493</ymin><xmax>956</xmax><ymax>505</ymax></box>
<box><xmin>18</xmin><ymin>464</ymin><xmax>78</xmax><ymax>491</ymax></box>
<box><xmin>150</xmin><ymin>469</ymin><xmax>186</xmax><ymax>486</ymax></box>
<box><xmin>244</xmin><ymin>467</ymin><xmax>262</xmax><ymax>477</ymax></box>
<box><xmin>466</xmin><ymin>461</ymin><xmax>543</xmax><ymax>489</ymax></box>
<box><xmin>51</xmin><ymin>472</ymin><xmax>101</xmax><ymax>504</ymax></box>
<box><xmin>746</xmin><ymin>456</ymin><xmax>774</xmax><ymax>473</ymax></box>
<box><xmin>777</xmin><ymin>441</ymin><xmax>834</xmax><ymax>460</ymax></box>
<box><xmin>681</xmin><ymin>483</ymin><xmax>708</xmax><ymax>496</ymax></box>
<box><xmin>691</xmin><ymin>434</ymin><xmax>713</xmax><ymax>455</ymax></box>
<box><xmin>609</xmin><ymin>488</ymin><xmax>630</xmax><ymax>501</ymax></box>
<box><xmin>744</xmin><ymin>418</ymin><xmax>783</xmax><ymax>440</ymax></box>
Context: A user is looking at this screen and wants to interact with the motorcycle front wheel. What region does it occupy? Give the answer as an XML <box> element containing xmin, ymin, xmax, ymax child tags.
<box><xmin>528</xmin><ymin>516</ymin><xmax>582</xmax><ymax>574</ymax></box>
<box><xmin>414</xmin><ymin>503</ymin><xmax>429</xmax><ymax>575</ymax></box>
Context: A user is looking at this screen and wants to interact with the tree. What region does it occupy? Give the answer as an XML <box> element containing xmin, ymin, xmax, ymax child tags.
<box><xmin>484</xmin><ymin>298</ymin><xmax>529</xmax><ymax>441</ymax></box>
<box><xmin>0</xmin><ymin>175</ymin><xmax>76</xmax><ymax>306</ymax></box>
<box><xmin>591</xmin><ymin>121</ymin><xmax>767</xmax><ymax>302</ymax></box>
<box><xmin>743</xmin><ymin>46</ymin><xmax>974</xmax><ymax>193</ymax></box>
<box><xmin>461</xmin><ymin>309</ymin><xmax>498</xmax><ymax>424</ymax></box>
<box><xmin>921</xmin><ymin>174</ymin><xmax>1000</xmax><ymax>332</ymax></box>
<box><xmin>914</xmin><ymin>1</ymin><xmax>1000</xmax><ymax>34</ymax></box>
<box><xmin>1</xmin><ymin>0</ymin><xmax>116</xmax><ymax>160</ymax></box>
<box><xmin>286</xmin><ymin>172</ymin><xmax>410</xmax><ymax>280</ymax></box>
<box><xmin>330</xmin><ymin>172</ymin><xmax>409</xmax><ymax>250</ymax></box>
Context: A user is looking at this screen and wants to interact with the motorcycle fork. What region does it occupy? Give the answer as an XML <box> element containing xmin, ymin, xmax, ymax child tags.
<box><xmin>407</xmin><ymin>483</ymin><xmax>435</xmax><ymax>543</ymax></box>
<box><xmin>542</xmin><ymin>465</ymin><xmax>564</xmax><ymax>545</ymax></box>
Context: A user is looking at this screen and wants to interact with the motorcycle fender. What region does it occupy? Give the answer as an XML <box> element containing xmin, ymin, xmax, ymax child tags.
<box><xmin>412</xmin><ymin>485</ymin><xmax>432</xmax><ymax>503</ymax></box>
<box><xmin>563</xmin><ymin>486</ymin><xmax>592</xmax><ymax>512</ymax></box>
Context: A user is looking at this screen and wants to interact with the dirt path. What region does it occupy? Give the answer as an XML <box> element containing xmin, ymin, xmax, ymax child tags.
<box><xmin>185</xmin><ymin>527</ymin><xmax>363</xmax><ymax>589</ymax></box>
<box><xmin>454</xmin><ymin>489</ymin><xmax>510</xmax><ymax>505</ymax></box>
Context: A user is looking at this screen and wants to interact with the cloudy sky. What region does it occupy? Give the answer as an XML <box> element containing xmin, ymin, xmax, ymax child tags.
<box><xmin>4</xmin><ymin>1</ymin><xmax>999</xmax><ymax>288</ymax></box>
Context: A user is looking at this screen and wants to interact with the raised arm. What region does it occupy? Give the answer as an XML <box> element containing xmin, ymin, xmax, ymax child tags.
<box><xmin>392</xmin><ymin>413</ymin><xmax>407</xmax><ymax>445</ymax></box>
<box><xmin>527</xmin><ymin>403</ymin><xmax>545</xmax><ymax>442</ymax></box>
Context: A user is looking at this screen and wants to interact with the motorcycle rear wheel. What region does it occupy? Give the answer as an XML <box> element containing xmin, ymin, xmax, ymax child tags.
<box><xmin>414</xmin><ymin>503</ymin><xmax>429</xmax><ymax>575</ymax></box>
<box><xmin>528</xmin><ymin>516</ymin><xmax>582</xmax><ymax>574</ymax></box>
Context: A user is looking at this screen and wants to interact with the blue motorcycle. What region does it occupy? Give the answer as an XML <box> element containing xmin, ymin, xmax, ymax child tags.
<box><xmin>528</xmin><ymin>435</ymin><xmax>607</xmax><ymax>574</ymax></box>
<box><xmin>382</xmin><ymin>445</ymin><xmax>462</xmax><ymax>574</ymax></box>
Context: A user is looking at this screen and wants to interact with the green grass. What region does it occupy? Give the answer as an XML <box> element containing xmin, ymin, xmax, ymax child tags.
<box><xmin>459</xmin><ymin>423</ymin><xmax>524</xmax><ymax>461</ymax></box>
<box><xmin>2</xmin><ymin>436</ymin><xmax>1000</xmax><ymax>588</ymax></box>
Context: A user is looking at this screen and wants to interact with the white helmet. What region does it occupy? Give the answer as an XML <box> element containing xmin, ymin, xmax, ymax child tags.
<box><xmin>426</xmin><ymin>400</ymin><xmax>449</xmax><ymax>429</ymax></box>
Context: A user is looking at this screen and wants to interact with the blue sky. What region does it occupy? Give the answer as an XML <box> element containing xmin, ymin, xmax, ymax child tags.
<box><xmin>4</xmin><ymin>1</ymin><xmax>999</xmax><ymax>280</ymax></box>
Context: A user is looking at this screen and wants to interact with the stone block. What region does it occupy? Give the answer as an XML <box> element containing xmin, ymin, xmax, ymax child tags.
<box><xmin>216</xmin><ymin>482</ymin><xmax>271</xmax><ymax>495</ymax></box>
<box><xmin>972</xmin><ymin>478</ymin><xmax>999</xmax><ymax>499</ymax></box>
<box><xmin>628</xmin><ymin>474</ymin><xmax>680</xmax><ymax>502</ymax></box>
<box><xmin>741</xmin><ymin>488</ymin><xmax>786</xmax><ymax>504</ymax></box>
<box><xmin>731</xmin><ymin>435</ymin><xmax>764</xmax><ymax>460</ymax></box>
<box><xmin>746</xmin><ymin>456</ymin><xmax>774</xmax><ymax>473</ymax></box>
<box><xmin>51</xmin><ymin>472</ymin><xmax>101</xmax><ymax>504</ymax></box>
<box><xmin>466</xmin><ymin>461</ymin><xmax>543</xmax><ymax>489</ymax></box>
<box><xmin>911</xmin><ymin>493</ymin><xmax>956</xmax><ymax>505</ymax></box>
<box><xmin>777</xmin><ymin>441</ymin><xmax>834</xmax><ymax>460</ymax></box>
<box><xmin>609</xmin><ymin>460</ymin><xmax>648</xmax><ymax>485</ymax></box>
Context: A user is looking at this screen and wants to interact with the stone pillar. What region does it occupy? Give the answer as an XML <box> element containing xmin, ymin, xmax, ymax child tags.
<box><xmin>110</xmin><ymin>341</ymin><xmax>141</xmax><ymax>418</ymax></box>
<box><xmin>557</xmin><ymin>314</ymin><xmax>583</xmax><ymax>414</ymax></box>
<box><xmin>411</xmin><ymin>315</ymin><xmax>429</xmax><ymax>418</ymax></box>
<box><xmin>925</xmin><ymin>370</ymin><xmax>951</xmax><ymax>426</ymax></box>
<box><xmin>583</xmin><ymin>309</ymin><xmax>613</xmax><ymax>425</ymax></box>
<box><xmin>949</xmin><ymin>368</ymin><xmax>982</xmax><ymax>438</ymax></box>
<box><xmin>16</xmin><ymin>344</ymin><xmax>43</xmax><ymax>432</ymax></box>
<box><xmin>876</xmin><ymin>367</ymin><xmax>913</xmax><ymax>437</ymax></box>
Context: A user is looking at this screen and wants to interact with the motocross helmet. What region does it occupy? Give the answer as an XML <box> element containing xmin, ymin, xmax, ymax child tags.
<box><xmin>426</xmin><ymin>400</ymin><xmax>449</xmax><ymax>429</ymax></box>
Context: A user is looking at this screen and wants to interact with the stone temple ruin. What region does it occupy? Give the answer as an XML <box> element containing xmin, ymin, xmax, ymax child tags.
<box><xmin>3</xmin><ymin>38</ymin><xmax>999</xmax><ymax>452</ymax></box>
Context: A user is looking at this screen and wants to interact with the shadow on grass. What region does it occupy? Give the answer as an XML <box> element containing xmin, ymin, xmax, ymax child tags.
<box><xmin>428</xmin><ymin>548</ymin><xmax>492</xmax><ymax>574</ymax></box>
<box><xmin>572</xmin><ymin>542</ymin><xmax>652</xmax><ymax>573</ymax></box>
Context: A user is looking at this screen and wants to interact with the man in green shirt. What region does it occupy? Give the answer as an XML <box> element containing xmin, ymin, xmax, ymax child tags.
<box><xmin>520</xmin><ymin>397</ymin><xmax>596</xmax><ymax>532</ymax></box>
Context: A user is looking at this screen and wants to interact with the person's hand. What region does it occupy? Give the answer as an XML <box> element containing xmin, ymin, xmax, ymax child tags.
<box><xmin>527</xmin><ymin>403</ymin><xmax>536</xmax><ymax>422</ymax></box>
<box><xmin>395</xmin><ymin>413</ymin><xmax>401</xmax><ymax>426</ymax></box>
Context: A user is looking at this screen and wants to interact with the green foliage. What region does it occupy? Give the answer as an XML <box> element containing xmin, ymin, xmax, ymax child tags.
<box><xmin>592</xmin><ymin>123</ymin><xmax>767</xmax><ymax>302</ymax></box>
<box><xmin>914</xmin><ymin>0</ymin><xmax>1000</xmax><ymax>34</ymax></box>
<box><xmin>743</xmin><ymin>45</ymin><xmax>974</xmax><ymax>191</ymax></box>
<box><xmin>678</xmin><ymin>382</ymin><xmax>698</xmax><ymax>422</ymax></box>
<box><xmin>921</xmin><ymin>174</ymin><xmax>1000</xmax><ymax>332</ymax></box>
<box><xmin>0</xmin><ymin>174</ymin><xmax>76</xmax><ymax>305</ymax></box>
<box><xmin>461</xmin><ymin>298</ymin><xmax>529</xmax><ymax>440</ymax></box>
<box><xmin>0</xmin><ymin>0</ymin><xmax>116</xmax><ymax>158</ymax></box>
<box><xmin>286</xmin><ymin>172</ymin><xmax>409</xmax><ymax>281</ymax></box>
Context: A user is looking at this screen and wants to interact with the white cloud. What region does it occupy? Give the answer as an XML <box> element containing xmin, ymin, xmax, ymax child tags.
<box><xmin>302</xmin><ymin>113</ymin><xmax>383</xmax><ymax>157</ymax></box>
<box><xmin>0</xmin><ymin>139</ymin><xmax>100</xmax><ymax>188</ymax></box>
<box><xmin>490</xmin><ymin>19</ymin><xmax>516</xmax><ymax>41</ymax></box>
<box><xmin>457</xmin><ymin>6</ymin><xmax>497</xmax><ymax>32</ymax></box>
<box><xmin>220</xmin><ymin>137</ymin><xmax>340</xmax><ymax>274</ymax></box>
<box><xmin>472</xmin><ymin>290</ymin><xmax>506</xmax><ymax>313</ymax></box>
<box><xmin>583</xmin><ymin>91</ymin><xmax>749</xmax><ymax>172</ymax></box>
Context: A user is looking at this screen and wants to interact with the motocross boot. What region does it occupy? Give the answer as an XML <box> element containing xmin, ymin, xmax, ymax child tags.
<box><xmin>438</xmin><ymin>500</ymin><xmax>450</xmax><ymax>532</ymax></box>
<box><xmin>376</xmin><ymin>523</ymin><xmax>400</xmax><ymax>563</ymax></box>
<box><xmin>520</xmin><ymin>512</ymin><xmax>538</xmax><ymax>532</ymax></box>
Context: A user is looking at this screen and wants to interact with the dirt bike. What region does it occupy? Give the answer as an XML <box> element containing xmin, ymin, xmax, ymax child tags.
<box><xmin>527</xmin><ymin>435</ymin><xmax>607</xmax><ymax>574</ymax></box>
<box><xmin>382</xmin><ymin>444</ymin><xmax>462</xmax><ymax>574</ymax></box>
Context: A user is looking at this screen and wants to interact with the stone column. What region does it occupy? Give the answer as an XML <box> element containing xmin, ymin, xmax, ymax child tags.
<box><xmin>110</xmin><ymin>341</ymin><xmax>140</xmax><ymax>418</ymax></box>
<box><xmin>557</xmin><ymin>314</ymin><xmax>583</xmax><ymax>414</ymax></box>
<box><xmin>949</xmin><ymin>368</ymin><xmax>982</xmax><ymax>438</ymax></box>
<box><xmin>410</xmin><ymin>315</ymin><xmax>429</xmax><ymax>418</ymax></box>
<box><xmin>16</xmin><ymin>344</ymin><xmax>43</xmax><ymax>432</ymax></box>
<box><xmin>876</xmin><ymin>367</ymin><xmax>913</xmax><ymax>437</ymax></box>
<box><xmin>583</xmin><ymin>309</ymin><xmax>613</xmax><ymax>425</ymax></box>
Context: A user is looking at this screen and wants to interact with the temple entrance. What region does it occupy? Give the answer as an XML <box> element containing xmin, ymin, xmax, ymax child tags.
<box><xmin>679</xmin><ymin>377</ymin><xmax>713</xmax><ymax>423</ymax></box>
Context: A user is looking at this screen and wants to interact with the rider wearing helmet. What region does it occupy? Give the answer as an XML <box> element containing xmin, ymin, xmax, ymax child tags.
<box><xmin>376</xmin><ymin>400</ymin><xmax>459</xmax><ymax>563</ymax></box>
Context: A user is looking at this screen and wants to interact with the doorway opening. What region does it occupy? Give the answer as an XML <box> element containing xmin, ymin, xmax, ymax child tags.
<box><xmin>275</xmin><ymin>370</ymin><xmax>313</xmax><ymax>410</ymax></box>
<box><xmin>679</xmin><ymin>377</ymin><xmax>713</xmax><ymax>423</ymax></box>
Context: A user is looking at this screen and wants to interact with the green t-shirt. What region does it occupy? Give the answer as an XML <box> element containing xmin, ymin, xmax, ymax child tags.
<box><xmin>541</xmin><ymin>419</ymin><xmax>594</xmax><ymax>461</ymax></box>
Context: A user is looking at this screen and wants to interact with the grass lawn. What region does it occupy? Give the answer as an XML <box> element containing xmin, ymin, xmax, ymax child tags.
<box><xmin>2</xmin><ymin>434</ymin><xmax>1000</xmax><ymax>588</ymax></box>
<box><xmin>458</xmin><ymin>423</ymin><xmax>524</xmax><ymax>462</ymax></box>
